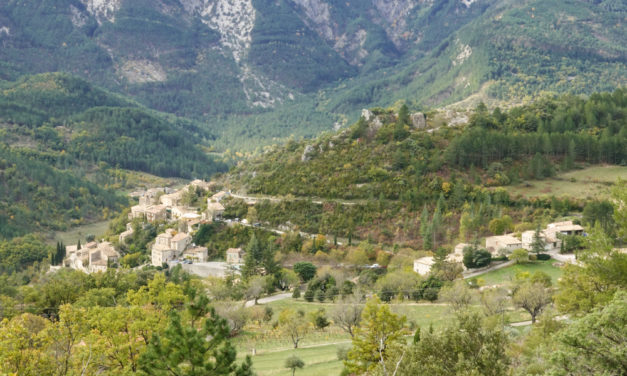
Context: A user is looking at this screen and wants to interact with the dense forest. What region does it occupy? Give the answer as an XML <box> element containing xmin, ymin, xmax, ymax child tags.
<box><xmin>0</xmin><ymin>73</ymin><xmax>228</xmax><ymax>240</ymax></box>
<box><xmin>0</xmin><ymin>146</ymin><xmax>127</xmax><ymax>239</ymax></box>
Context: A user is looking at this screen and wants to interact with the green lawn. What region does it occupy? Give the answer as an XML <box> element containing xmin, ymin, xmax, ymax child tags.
<box><xmin>506</xmin><ymin>165</ymin><xmax>626</xmax><ymax>199</ymax></box>
<box><xmin>51</xmin><ymin>220</ymin><xmax>111</xmax><ymax>245</ymax></box>
<box><xmin>476</xmin><ymin>259</ymin><xmax>563</xmax><ymax>285</ymax></box>
<box><xmin>238</xmin><ymin>343</ymin><xmax>345</xmax><ymax>376</ymax></box>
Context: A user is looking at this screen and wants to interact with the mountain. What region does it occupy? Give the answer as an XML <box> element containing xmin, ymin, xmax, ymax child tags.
<box><xmin>0</xmin><ymin>72</ymin><xmax>228</xmax><ymax>239</ymax></box>
<box><xmin>1</xmin><ymin>0</ymin><xmax>624</xmax><ymax>148</ymax></box>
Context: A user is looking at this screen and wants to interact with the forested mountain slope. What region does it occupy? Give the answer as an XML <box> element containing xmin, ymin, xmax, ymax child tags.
<box><xmin>228</xmin><ymin>90</ymin><xmax>626</xmax><ymax>200</ymax></box>
<box><xmin>0</xmin><ymin>73</ymin><xmax>227</xmax><ymax>239</ymax></box>
<box><xmin>0</xmin><ymin>0</ymin><xmax>624</xmax><ymax>148</ymax></box>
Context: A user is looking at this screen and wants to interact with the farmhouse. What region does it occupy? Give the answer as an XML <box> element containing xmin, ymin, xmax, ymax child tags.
<box><xmin>413</xmin><ymin>257</ymin><xmax>436</xmax><ymax>276</ymax></box>
<box><xmin>485</xmin><ymin>234</ymin><xmax>522</xmax><ymax>255</ymax></box>
<box><xmin>226</xmin><ymin>247</ymin><xmax>246</xmax><ymax>264</ymax></box>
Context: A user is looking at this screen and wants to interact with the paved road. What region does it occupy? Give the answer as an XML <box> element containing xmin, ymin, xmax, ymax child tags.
<box><xmin>245</xmin><ymin>292</ymin><xmax>292</xmax><ymax>308</ymax></box>
<box><xmin>231</xmin><ymin>192</ymin><xmax>357</xmax><ymax>206</ymax></box>
<box><xmin>463</xmin><ymin>260</ymin><xmax>515</xmax><ymax>279</ymax></box>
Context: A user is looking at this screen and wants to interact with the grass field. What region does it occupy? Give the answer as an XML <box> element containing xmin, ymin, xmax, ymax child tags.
<box><xmin>51</xmin><ymin>220</ymin><xmax>111</xmax><ymax>245</ymax></box>
<box><xmin>238</xmin><ymin>342</ymin><xmax>345</xmax><ymax>376</ymax></box>
<box><xmin>506</xmin><ymin>165</ymin><xmax>626</xmax><ymax>199</ymax></box>
<box><xmin>477</xmin><ymin>259</ymin><xmax>563</xmax><ymax>285</ymax></box>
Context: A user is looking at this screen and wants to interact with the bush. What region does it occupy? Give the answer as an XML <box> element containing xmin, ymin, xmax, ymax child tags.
<box><xmin>263</xmin><ymin>306</ymin><xmax>274</xmax><ymax>322</ymax></box>
<box><xmin>292</xmin><ymin>286</ymin><xmax>301</xmax><ymax>299</ymax></box>
<box><xmin>315</xmin><ymin>289</ymin><xmax>326</xmax><ymax>302</ymax></box>
<box><xmin>304</xmin><ymin>288</ymin><xmax>315</xmax><ymax>302</ymax></box>
<box><xmin>536</xmin><ymin>253</ymin><xmax>551</xmax><ymax>261</ymax></box>
<box><xmin>337</xmin><ymin>347</ymin><xmax>349</xmax><ymax>361</ymax></box>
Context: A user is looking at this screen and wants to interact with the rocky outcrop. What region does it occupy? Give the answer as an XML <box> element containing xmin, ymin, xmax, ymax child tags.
<box><xmin>334</xmin><ymin>29</ymin><xmax>369</xmax><ymax>66</ymax></box>
<box><xmin>80</xmin><ymin>0</ymin><xmax>121</xmax><ymax>24</ymax></box>
<box><xmin>198</xmin><ymin>0</ymin><xmax>256</xmax><ymax>63</ymax></box>
<box><xmin>410</xmin><ymin>112</ymin><xmax>426</xmax><ymax>128</ymax></box>
<box><xmin>301</xmin><ymin>144</ymin><xmax>315</xmax><ymax>162</ymax></box>
<box><xmin>362</xmin><ymin>109</ymin><xmax>374</xmax><ymax>121</ymax></box>
<box><xmin>290</xmin><ymin>0</ymin><xmax>334</xmax><ymax>40</ymax></box>
<box><xmin>119</xmin><ymin>60</ymin><xmax>167</xmax><ymax>83</ymax></box>
<box><xmin>371</xmin><ymin>0</ymin><xmax>418</xmax><ymax>49</ymax></box>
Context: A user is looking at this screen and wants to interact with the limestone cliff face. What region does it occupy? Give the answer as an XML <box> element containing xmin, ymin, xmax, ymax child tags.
<box><xmin>80</xmin><ymin>0</ymin><xmax>121</xmax><ymax>24</ymax></box>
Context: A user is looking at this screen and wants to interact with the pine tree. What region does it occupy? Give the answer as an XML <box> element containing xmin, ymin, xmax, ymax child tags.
<box><xmin>140</xmin><ymin>296</ymin><xmax>254</xmax><ymax>376</ymax></box>
<box><xmin>531</xmin><ymin>224</ymin><xmax>546</xmax><ymax>255</ymax></box>
<box><xmin>420</xmin><ymin>206</ymin><xmax>433</xmax><ymax>250</ymax></box>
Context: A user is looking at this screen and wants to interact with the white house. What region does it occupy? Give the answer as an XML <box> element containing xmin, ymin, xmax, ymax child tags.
<box><xmin>413</xmin><ymin>257</ymin><xmax>436</xmax><ymax>276</ymax></box>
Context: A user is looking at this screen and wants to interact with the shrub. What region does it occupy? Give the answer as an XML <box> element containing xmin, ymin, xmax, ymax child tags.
<box><xmin>315</xmin><ymin>289</ymin><xmax>326</xmax><ymax>302</ymax></box>
<box><xmin>304</xmin><ymin>288</ymin><xmax>315</xmax><ymax>302</ymax></box>
<box><xmin>292</xmin><ymin>287</ymin><xmax>301</xmax><ymax>299</ymax></box>
<box><xmin>536</xmin><ymin>253</ymin><xmax>551</xmax><ymax>261</ymax></box>
<box><xmin>337</xmin><ymin>347</ymin><xmax>349</xmax><ymax>361</ymax></box>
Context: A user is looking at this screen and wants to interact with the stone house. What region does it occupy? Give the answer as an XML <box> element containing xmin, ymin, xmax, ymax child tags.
<box><xmin>151</xmin><ymin>229</ymin><xmax>193</xmax><ymax>266</ymax></box>
<box><xmin>413</xmin><ymin>256</ymin><xmax>436</xmax><ymax>276</ymax></box>
<box><xmin>485</xmin><ymin>234</ymin><xmax>523</xmax><ymax>255</ymax></box>
<box><xmin>206</xmin><ymin>201</ymin><xmax>225</xmax><ymax>221</ymax></box>
<box><xmin>226</xmin><ymin>248</ymin><xmax>245</xmax><ymax>264</ymax></box>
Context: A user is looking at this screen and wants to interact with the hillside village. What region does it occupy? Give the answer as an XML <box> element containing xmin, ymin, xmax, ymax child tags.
<box><xmin>61</xmin><ymin>180</ymin><xmax>235</xmax><ymax>274</ymax></box>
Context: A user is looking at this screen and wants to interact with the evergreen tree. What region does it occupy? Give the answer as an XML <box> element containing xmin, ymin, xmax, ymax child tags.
<box><xmin>140</xmin><ymin>296</ymin><xmax>254</xmax><ymax>376</ymax></box>
<box><xmin>531</xmin><ymin>224</ymin><xmax>546</xmax><ymax>255</ymax></box>
<box><xmin>242</xmin><ymin>234</ymin><xmax>264</xmax><ymax>279</ymax></box>
<box><xmin>420</xmin><ymin>206</ymin><xmax>433</xmax><ymax>250</ymax></box>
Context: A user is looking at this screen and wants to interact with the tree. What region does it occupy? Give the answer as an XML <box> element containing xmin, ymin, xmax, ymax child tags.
<box><xmin>583</xmin><ymin>200</ymin><xmax>614</xmax><ymax>234</ymax></box>
<box><xmin>242</xmin><ymin>234</ymin><xmax>264</xmax><ymax>278</ymax></box>
<box><xmin>512</xmin><ymin>282</ymin><xmax>552</xmax><ymax>324</ymax></box>
<box><xmin>277</xmin><ymin>269</ymin><xmax>299</xmax><ymax>291</ymax></box>
<box><xmin>292</xmin><ymin>286</ymin><xmax>301</xmax><ymax>299</ymax></box>
<box><xmin>139</xmin><ymin>296</ymin><xmax>253</xmax><ymax>376</ymax></box>
<box><xmin>278</xmin><ymin>309</ymin><xmax>310</xmax><ymax>348</ymax></box>
<box><xmin>549</xmin><ymin>291</ymin><xmax>627</xmax><ymax>375</ymax></box>
<box><xmin>555</xmin><ymin>223</ymin><xmax>627</xmax><ymax>314</ymax></box>
<box><xmin>420</xmin><ymin>206</ymin><xmax>433</xmax><ymax>250</ymax></box>
<box><xmin>530</xmin><ymin>225</ymin><xmax>546</xmax><ymax>255</ymax></box>
<box><xmin>510</xmin><ymin>248</ymin><xmax>529</xmax><ymax>264</ymax></box>
<box><xmin>246</xmin><ymin>276</ymin><xmax>265</xmax><ymax>305</ymax></box>
<box><xmin>331</xmin><ymin>297</ymin><xmax>363</xmax><ymax>338</ymax></box>
<box><xmin>438</xmin><ymin>280</ymin><xmax>476</xmax><ymax>314</ymax></box>
<box><xmin>345</xmin><ymin>296</ymin><xmax>407</xmax><ymax>375</ymax></box>
<box><xmin>310</xmin><ymin>309</ymin><xmax>330</xmax><ymax>330</ymax></box>
<box><xmin>293</xmin><ymin>262</ymin><xmax>316</xmax><ymax>282</ymax></box>
<box><xmin>480</xmin><ymin>287</ymin><xmax>509</xmax><ymax>318</ymax></box>
<box><xmin>398</xmin><ymin>313</ymin><xmax>509</xmax><ymax>376</ymax></box>
<box><xmin>488</xmin><ymin>215</ymin><xmax>513</xmax><ymax>235</ymax></box>
<box><xmin>463</xmin><ymin>246</ymin><xmax>492</xmax><ymax>269</ymax></box>
<box><xmin>285</xmin><ymin>355</ymin><xmax>304</xmax><ymax>376</ymax></box>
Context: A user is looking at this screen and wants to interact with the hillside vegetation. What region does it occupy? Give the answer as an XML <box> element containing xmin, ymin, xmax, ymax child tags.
<box><xmin>0</xmin><ymin>73</ymin><xmax>227</xmax><ymax>239</ymax></box>
<box><xmin>222</xmin><ymin>90</ymin><xmax>625</xmax><ymax>246</ymax></box>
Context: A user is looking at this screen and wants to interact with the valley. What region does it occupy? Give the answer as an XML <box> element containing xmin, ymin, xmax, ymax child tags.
<box><xmin>0</xmin><ymin>1</ymin><xmax>625</xmax><ymax>375</ymax></box>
